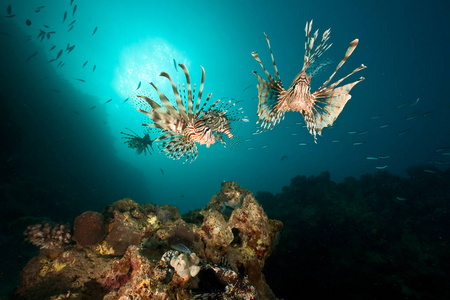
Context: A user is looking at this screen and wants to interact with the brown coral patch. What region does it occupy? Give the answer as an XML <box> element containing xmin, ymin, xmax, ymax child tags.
<box><xmin>72</xmin><ymin>211</ymin><xmax>105</xmax><ymax>246</ymax></box>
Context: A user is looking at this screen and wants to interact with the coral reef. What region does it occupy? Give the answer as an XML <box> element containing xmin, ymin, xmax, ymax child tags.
<box><xmin>16</xmin><ymin>182</ymin><xmax>282</xmax><ymax>299</ymax></box>
<box><xmin>24</xmin><ymin>221</ymin><xmax>71</xmax><ymax>250</ymax></box>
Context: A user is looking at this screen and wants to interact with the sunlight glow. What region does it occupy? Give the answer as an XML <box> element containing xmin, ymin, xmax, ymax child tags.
<box><xmin>114</xmin><ymin>38</ymin><xmax>190</xmax><ymax>106</ymax></box>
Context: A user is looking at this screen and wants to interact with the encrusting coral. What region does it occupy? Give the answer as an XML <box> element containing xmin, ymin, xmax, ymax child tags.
<box><xmin>16</xmin><ymin>181</ymin><xmax>282</xmax><ymax>300</ymax></box>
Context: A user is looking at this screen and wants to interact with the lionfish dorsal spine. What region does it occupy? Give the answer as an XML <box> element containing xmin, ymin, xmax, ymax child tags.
<box><xmin>178</xmin><ymin>64</ymin><xmax>194</xmax><ymax>118</ymax></box>
<box><xmin>149</xmin><ymin>82</ymin><xmax>178</xmax><ymax>116</ymax></box>
<box><xmin>196</xmin><ymin>93</ymin><xmax>213</xmax><ymax>117</ymax></box>
<box><xmin>195</xmin><ymin>66</ymin><xmax>206</xmax><ymax>115</ymax></box>
<box><xmin>303</xmin><ymin>19</ymin><xmax>332</xmax><ymax>71</ymax></box>
<box><xmin>320</xmin><ymin>39</ymin><xmax>361</xmax><ymax>89</ymax></box>
<box><xmin>159</xmin><ymin>71</ymin><xmax>188</xmax><ymax>121</ymax></box>
<box><xmin>137</xmin><ymin>95</ymin><xmax>161</xmax><ymax>111</ymax></box>
<box><xmin>263</xmin><ymin>33</ymin><xmax>281</xmax><ymax>81</ymax></box>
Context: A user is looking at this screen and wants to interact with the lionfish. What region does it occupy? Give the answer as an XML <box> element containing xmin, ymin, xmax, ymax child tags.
<box><xmin>120</xmin><ymin>128</ymin><xmax>154</xmax><ymax>155</ymax></box>
<box><xmin>137</xmin><ymin>64</ymin><xmax>248</xmax><ymax>163</ymax></box>
<box><xmin>251</xmin><ymin>20</ymin><xmax>367</xmax><ymax>142</ymax></box>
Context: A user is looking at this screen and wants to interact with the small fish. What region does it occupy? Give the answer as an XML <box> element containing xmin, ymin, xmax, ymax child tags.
<box><xmin>123</xmin><ymin>97</ymin><xmax>129</xmax><ymax>103</ymax></box>
<box><xmin>69</xmin><ymin>20</ymin><xmax>76</xmax><ymax>26</ymax></box>
<box><xmin>396</xmin><ymin>102</ymin><xmax>409</xmax><ymax>109</ymax></box>
<box><xmin>73</xmin><ymin>110</ymin><xmax>80</xmax><ymax>115</ymax></box>
<box><xmin>378</xmin><ymin>155</ymin><xmax>390</xmax><ymax>159</ymax></box>
<box><xmin>136</xmin><ymin>81</ymin><xmax>141</xmax><ymax>90</ymax></box>
<box><xmin>370</xmin><ymin>114</ymin><xmax>382</xmax><ymax>119</ymax></box>
<box><xmin>25</xmin><ymin>51</ymin><xmax>38</xmax><ymax>62</ymax></box>
<box><xmin>68</xmin><ymin>26</ymin><xmax>73</xmax><ymax>32</ymax></box>
<box><xmin>43</xmin><ymin>25</ymin><xmax>49</xmax><ymax>28</ymax></box>
<box><xmin>410</xmin><ymin>98</ymin><xmax>419</xmax><ymax>106</ymax></box>
<box><xmin>92</xmin><ymin>26</ymin><xmax>97</xmax><ymax>35</ymax></box>
<box><xmin>47</xmin><ymin>58</ymin><xmax>56</xmax><ymax>63</ymax></box>
<box><xmin>347</xmin><ymin>131</ymin><xmax>358</xmax><ymax>134</ymax></box>
<box><xmin>352</xmin><ymin>142</ymin><xmax>364</xmax><ymax>146</ymax></box>
<box><xmin>262</xmin><ymin>144</ymin><xmax>269</xmax><ymax>148</ymax></box>
<box><xmin>443</xmin><ymin>152</ymin><xmax>450</xmax><ymax>156</ymax></box>
<box><xmin>397</xmin><ymin>129</ymin><xmax>409</xmax><ymax>136</ymax></box>
<box><xmin>37</xmin><ymin>6</ymin><xmax>45</xmax><ymax>9</ymax></box>
<box><xmin>405</xmin><ymin>113</ymin><xmax>419</xmax><ymax>121</ymax></box>
<box><xmin>358</xmin><ymin>131</ymin><xmax>368</xmax><ymax>135</ymax></box>
<box><xmin>56</xmin><ymin>49</ymin><xmax>63</xmax><ymax>59</ymax></box>
<box><xmin>7</xmin><ymin>4</ymin><xmax>11</xmax><ymax>15</ymax></box>
<box><xmin>105</xmin><ymin>98</ymin><xmax>112</xmax><ymax>104</ymax></box>
<box><xmin>379</xmin><ymin>124</ymin><xmax>389</xmax><ymax>128</ymax></box>
<box><xmin>298</xmin><ymin>142</ymin><xmax>308</xmax><ymax>146</ymax></box>
<box><xmin>25</xmin><ymin>19</ymin><xmax>31</xmax><ymax>26</ymax></box>
<box><xmin>173</xmin><ymin>58</ymin><xmax>177</xmax><ymax>71</ymax></box>
<box><xmin>247</xmin><ymin>147</ymin><xmax>255</xmax><ymax>150</ymax></box>
<box><xmin>0</xmin><ymin>32</ymin><xmax>11</xmax><ymax>37</ymax></box>
<box><xmin>49</xmin><ymin>45</ymin><xmax>56</xmax><ymax>51</ymax></box>
<box><xmin>57</xmin><ymin>61</ymin><xmax>62</xmax><ymax>67</ymax></box>
<box><xmin>70</xmin><ymin>0</ymin><xmax>74</xmax><ymax>5</ymax></box>
<box><xmin>89</xmin><ymin>106</ymin><xmax>96</xmax><ymax>110</ymax></box>
<box><xmin>251</xmin><ymin>132</ymin><xmax>259</xmax><ymax>135</ymax></box>
<box><xmin>63</xmin><ymin>11</ymin><xmax>67</xmax><ymax>23</ymax></box>
<box><xmin>422</xmin><ymin>111</ymin><xmax>434</xmax><ymax>117</ymax></box>
<box><xmin>281</xmin><ymin>155</ymin><xmax>288</xmax><ymax>161</ymax></box>
<box><xmin>396</xmin><ymin>197</ymin><xmax>406</xmax><ymax>201</ymax></box>
<box><xmin>93</xmin><ymin>65</ymin><xmax>96</xmax><ymax>72</ymax></box>
<box><xmin>423</xmin><ymin>169</ymin><xmax>437</xmax><ymax>174</ymax></box>
<box><xmin>242</xmin><ymin>84</ymin><xmax>253</xmax><ymax>92</ymax></box>
<box><xmin>376</xmin><ymin>165</ymin><xmax>388</xmax><ymax>169</ymax></box>
<box><xmin>160</xmin><ymin>169</ymin><xmax>164</xmax><ymax>175</ymax></box>
<box><xmin>365</xmin><ymin>156</ymin><xmax>378</xmax><ymax>160</ymax></box>
<box><xmin>331</xmin><ymin>140</ymin><xmax>340</xmax><ymax>143</ymax></box>
<box><xmin>82</xmin><ymin>60</ymin><xmax>88</xmax><ymax>68</ymax></box>
<box><xmin>73</xmin><ymin>4</ymin><xmax>77</xmax><ymax>17</ymax></box>
<box><xmin>66</xmin><ymin>44</ymin><xmax>75</xmax><ymax>53</ymax></box>
<box><xmin>75</xmin><ymin>78</ymin><xmax>85</xmax><ymax>82</ymax></box>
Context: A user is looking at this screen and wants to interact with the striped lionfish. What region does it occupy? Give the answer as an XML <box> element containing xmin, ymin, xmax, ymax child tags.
<box><xmin>120</xmin><ymin>128</ymin><xmax>154</xmax><ymax>155</ymax></box>
<box><xmin>137</xmin><ymin>64</ymin><xmax>248</xmax><ymax>163</ymax></box>
<box><xmin>252</xmin><ymin>20</ymin><xmax>367</xmax><ymax>142</ymax></box>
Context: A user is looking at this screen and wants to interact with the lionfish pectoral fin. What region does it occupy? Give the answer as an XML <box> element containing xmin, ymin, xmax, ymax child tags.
<box><xmin>252</xmin><ymin>71</ymin><xmax>286</xmax><ymax>131</ymax></box>
<box><xmin>311</xmin><ymin>76</ymin><xmax>365</xmax><ymax>134</ymax></box>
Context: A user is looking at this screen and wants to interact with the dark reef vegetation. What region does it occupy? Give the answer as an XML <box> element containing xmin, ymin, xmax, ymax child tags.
<box><xmin>257</xmin><ymin>166</ymin><xmax>450</xmax><ymax>299</ymax></box>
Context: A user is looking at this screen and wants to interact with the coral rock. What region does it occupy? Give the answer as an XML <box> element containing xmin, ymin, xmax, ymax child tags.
<box><xmin>72</xmin><ymin>211</ymin><xmax>105</xmax><ymax>246</ymax></box>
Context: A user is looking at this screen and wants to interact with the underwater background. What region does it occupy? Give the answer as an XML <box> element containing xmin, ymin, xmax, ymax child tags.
<box><xmin>1</xmin><ymin>0</ymin><xmax>449</xmax><ymax>299</ymax></box>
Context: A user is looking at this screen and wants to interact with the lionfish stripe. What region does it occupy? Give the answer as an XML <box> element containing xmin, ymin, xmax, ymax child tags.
<box><xmin>179</xmin><ymin>64</ymin><xmax>194</xmax><ymax>117</ymax></box>
<box><xmin>321</xmin><ymin>39</ymin><xmax>359</xmax><ymax>88</ymax></box>
<box><xmin>159</xmin><ymin>71</ymin><xmax>188</xmax><ymax>121</ymax></box>
<box><xmin>263</xmin><ymin>33</ymin><xmax>280</xmax><ymax>80</ymax></box>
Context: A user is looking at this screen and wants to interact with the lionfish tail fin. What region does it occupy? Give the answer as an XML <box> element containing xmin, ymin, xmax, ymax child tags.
<box><xmin>303</xmin><ymin>19</ymin><xmax>332</xmax><ymax>71</ymax></box>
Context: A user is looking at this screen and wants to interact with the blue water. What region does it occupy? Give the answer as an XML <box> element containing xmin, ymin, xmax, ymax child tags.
<box><xmin>1</xmin><ymin>0</ymin><xmax>449</xmax><ymax>297</ymax></box>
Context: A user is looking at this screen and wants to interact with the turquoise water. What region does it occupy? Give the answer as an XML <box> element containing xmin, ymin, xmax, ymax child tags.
<box><xmin>1</xmin><ymin>0</ymin><xmax>449</xmax><ymax>298</ymax></box>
